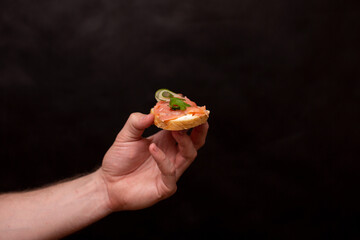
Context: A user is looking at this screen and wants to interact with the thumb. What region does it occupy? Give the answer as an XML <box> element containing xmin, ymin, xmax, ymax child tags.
<box><xmin>117</xmin><ymin>113</ymin><xmax>154</xmax><ymax>141</ymax></box>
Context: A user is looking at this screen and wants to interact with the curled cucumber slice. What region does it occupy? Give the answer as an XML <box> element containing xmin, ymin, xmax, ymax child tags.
<box><xmin>155</xmin><ymin>89</ymin><xmax>181</xmax><ymax>102</ymax></box>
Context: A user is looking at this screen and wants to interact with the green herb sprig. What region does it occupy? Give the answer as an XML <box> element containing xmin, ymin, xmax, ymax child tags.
<box><xmin>169</xmin><ymin>97</ymin><xmax>191</xmax><ymax>111</ymax></box>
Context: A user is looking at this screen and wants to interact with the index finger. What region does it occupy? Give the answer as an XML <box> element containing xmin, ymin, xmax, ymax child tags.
<box><xmin>190</xmin><ymin>122</ymin><xmax>209</xmax><ymax>150</ymax></box>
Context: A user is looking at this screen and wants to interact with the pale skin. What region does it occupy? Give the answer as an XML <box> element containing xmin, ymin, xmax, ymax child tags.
<box><xmin>0</xmin><ymin>113</ymin><xmax>209</xmax><ymax>240</ymax></box>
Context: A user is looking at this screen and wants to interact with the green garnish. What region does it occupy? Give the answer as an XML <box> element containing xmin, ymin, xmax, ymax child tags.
<box><xmin>155</xmin><ymin>89</ymin><xmax>191</xmax><ymax>111</ymax></box>
<box><xmin>169</xmin><ymin>97</ymin><xmax>191</xmax><ymax>111</ymax></box>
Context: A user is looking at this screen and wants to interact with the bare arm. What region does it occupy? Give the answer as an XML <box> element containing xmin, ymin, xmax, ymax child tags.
<box><xmin>0</xmin><ymin>171</ymin><xmax>110</xmax><ymax>239</ymax></box>
<box><xmin>0</xmin><ymin>113</ymin><xmax>209</xmax><ymax>240</ymax></box>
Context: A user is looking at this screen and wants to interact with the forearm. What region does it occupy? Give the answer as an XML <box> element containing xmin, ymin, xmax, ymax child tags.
<box><xmin>0</xmin><ymin>170</ymin><xmax>112</xmax><ymax>240</ymax></box>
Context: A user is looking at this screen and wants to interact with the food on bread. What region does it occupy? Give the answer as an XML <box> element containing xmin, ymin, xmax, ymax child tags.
<box><xmin>151</xmin><ymin>89</ymin><xmax>210</xmax><ymax>130</ymax></box>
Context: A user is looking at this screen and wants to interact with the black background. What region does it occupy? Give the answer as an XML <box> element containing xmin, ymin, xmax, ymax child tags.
<box><xmin>1</xmin><ymin>0</ymin><xmax>359</xmax><ymax>239</ymax></box>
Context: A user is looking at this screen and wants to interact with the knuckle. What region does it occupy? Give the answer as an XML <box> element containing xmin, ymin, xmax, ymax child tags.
<box><xmin>165</xmin><ymin>185</ymin><xmax>177</xmax><ymax>197</ymax></box>
<box><xmin>170</xmin><ymin>185</ymin><xmax>177</xmax><ymax>196</ymax></box>
<box><xmin>169</xmin><ymin>167</ymin><xmax>176</xmax><ymax>176</ymax></box>
<box><xmin>159</xmin><ymin>184</ymin><xmax>177</xmax><ymax>199</ymax></box>
<box><xmin>184</xmin><ymin>149</ymin><xmax>197</xmax><ymax>160</ymax></box>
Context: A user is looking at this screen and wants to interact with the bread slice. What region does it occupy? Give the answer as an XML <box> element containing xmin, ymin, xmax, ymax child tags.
<box><xmin>151</xmin><ymin>108</ymin><xmax>210</xmax><ymax>131</ymax></box>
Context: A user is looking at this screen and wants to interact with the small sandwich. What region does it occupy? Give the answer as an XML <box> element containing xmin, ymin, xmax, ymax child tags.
<box><xmin>151</xmin><ymin>89</ymin><xmax>210</xmax><ymax>130</ymax></box>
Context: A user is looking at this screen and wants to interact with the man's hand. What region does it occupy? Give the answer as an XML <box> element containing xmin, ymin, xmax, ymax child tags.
<box><xmin>99</xmin><ymin>112</ymin><xmax>209</xmax><ymax>211</ymax></box>
<box><xmin>0</xmin><ymin>112</ymin><xmax>208</xmax><ymax>239</ymax></box>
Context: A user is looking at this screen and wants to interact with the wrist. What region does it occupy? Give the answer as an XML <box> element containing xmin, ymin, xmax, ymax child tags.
<box><xmin>93</xmin><ymin>169</ymin><xmax>115</xmax><ymax>215</ymax></box>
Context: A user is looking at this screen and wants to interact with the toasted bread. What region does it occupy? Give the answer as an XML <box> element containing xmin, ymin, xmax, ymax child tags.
<box><xmin>151</xmin><ymin>108</ymin><xmax>210</xmax><ymax>130</ymax></box>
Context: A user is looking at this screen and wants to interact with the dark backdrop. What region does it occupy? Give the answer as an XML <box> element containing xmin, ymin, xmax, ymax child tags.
<box><xmin>1</xmin><ymin>0</ymin><xmax>359</xmax><ymax>239</ymax></box>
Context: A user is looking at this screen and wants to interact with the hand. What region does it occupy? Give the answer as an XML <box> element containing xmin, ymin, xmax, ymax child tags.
<box><xmin>99</xmin><ymin>112</ymin><xmax>209</xmax><ymax>211</ymax></box>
